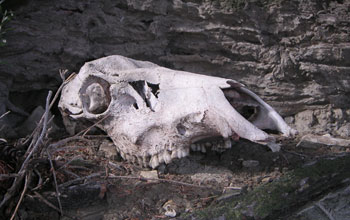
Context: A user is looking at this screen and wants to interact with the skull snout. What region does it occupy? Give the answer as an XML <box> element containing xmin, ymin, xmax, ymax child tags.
<box><xmin>59</xmin><ymin>55</ymin><xmax>296</xmax><ymax>169</ymax></box>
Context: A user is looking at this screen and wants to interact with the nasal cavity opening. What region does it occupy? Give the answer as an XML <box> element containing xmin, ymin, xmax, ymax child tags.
<box><xmin>222</xmin><ymin>88</ymin><xmax>258</xmax><ymax>122</ymax></box>
<box><xmin>147</xmin><ymin>82</ymin><xmax>159</xmax><ymax>98</ymax></box>
<box><xmin>129</xmin><ymin>80</ymin><xmax>160</xmax><ymax>111</ymax></box>
<box><xmin>240</xmin><ymin>106</ymin><xmax>257</xmax><ymax>121</ymax></box>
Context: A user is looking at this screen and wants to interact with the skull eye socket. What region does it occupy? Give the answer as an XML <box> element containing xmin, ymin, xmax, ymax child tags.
<box><xmin>80</xmin><ymin>76</ymin><xmax>111</xmax><ymax>114</ymax></box>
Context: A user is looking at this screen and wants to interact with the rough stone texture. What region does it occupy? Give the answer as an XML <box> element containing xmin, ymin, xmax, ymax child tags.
<box><xmin>297</xmin><ymin>134</ymin><xmax>350</xmax><ymax>149</ymax></box>
<box><xmin>0</xmin><ymin>0</ymin><xmax>350</xmax><ymax>137</ymax></box>
<box><xmin>296</xmin><ymin>186</ymin><xmax>350</xmax><ymax>220</ymax></box>
<box><xmin>183</xmin><ymin>154</ymin><xmax>350</xmax><ymax>219</ymax></box>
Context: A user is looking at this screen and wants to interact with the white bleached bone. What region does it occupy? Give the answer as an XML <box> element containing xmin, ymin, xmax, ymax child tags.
<box><xmin>158</xmin><ymin>152</ymin><xmax>165</xmax><ymax>164</ymax></box>
<box><xmin>150</xmin><ymin>154</ymin><xmax>159</xmax><ymax>169</ymax></box>
<box><xmin>171</xmin><ymin>150</ymin><xmax>177</xmax><ymax>159</ymax></box>
<box><xmin>163</xmin><ymin>150</ymin><xmax>172</xmax><ymax>164</ymax></box>
<box><xmin>59</xmin><ymin>55</ymin><xmax>296</xmax><ymax>168</ymax></box>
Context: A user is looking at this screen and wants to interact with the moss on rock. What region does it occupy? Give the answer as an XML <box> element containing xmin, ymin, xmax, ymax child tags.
<box><xmin>183</xmin><ymin>154</ymin><xmax>350</xmax><ymax>219</ymax></box>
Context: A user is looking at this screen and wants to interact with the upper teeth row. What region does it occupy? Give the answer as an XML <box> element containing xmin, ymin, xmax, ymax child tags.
<box><xmin>118</xmin><ymin>139</ymin><xmax>232</xmax><ymax>169</ymax></box>
<box><xmin>119</xmin><ymin>147</ymin><xmax>190</xmax><ymax>169</ymax></box>
<box><xmin>191</xmin><ymin>139</ymin><xmax>232</xmax><ymax>152</ymax></box>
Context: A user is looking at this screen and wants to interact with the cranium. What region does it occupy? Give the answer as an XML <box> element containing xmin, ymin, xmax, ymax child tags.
<box><xmin>59</xmin><ymin>55</ymin><xmax>296</xmax><ymax>168</ymax></box>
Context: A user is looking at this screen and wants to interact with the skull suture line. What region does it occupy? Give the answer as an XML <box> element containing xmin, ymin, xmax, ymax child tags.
<box><xmin>59</xmin><ymin>55</ymin><xmax>296</xmax><ymax>169</ymax></box>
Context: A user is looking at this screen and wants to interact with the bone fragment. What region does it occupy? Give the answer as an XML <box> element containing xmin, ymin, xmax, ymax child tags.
<box><xmin>158</xmin><ymin>152</ymin><xmax>165</xmax><ymax>164</ymax></box>
<box><xmin>171</xmin><ymin>150</ymin><xmax>177</xmax><ymax>159</ymax></box>
<box><xmin>163</xmin><ymin>150</ymin><xmax>172</xmax><ymax>164</ymax></box>
<box><xmin>150</xmin><ymin>155</ymin><xmax>159</xmax><ymax>169</ymax></box>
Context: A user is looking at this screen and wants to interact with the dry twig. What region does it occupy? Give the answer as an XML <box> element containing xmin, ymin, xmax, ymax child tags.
<box><xmin>22</xmin><ymin>71</ymin><xmax>76</xmax><ymax>146</ymax></box>
<box><xmin>48</xmin><ymin>136</ymin><xmax>88</xmax><ymax>152</ymax></box>
<box><xmin>20</xmin><ymin>91</ymin><xmax>52</xmax><ymax>171</ymax></box>
<box><xmin>31</xmin><ymin>169</ymin><xmax>43</xmax><ymax>191</ymax></box>
<box><xmin>58</xmin><ymin>171</ymin><xmax>214</xmax><ymax>193</ymax></box>
<box><xmin>282</xmin><ymin>149</ymin><xmax>308</xmax><ymax>158</ymax></box>
<box><xmin>107</xmin><ymin>174</ymin><xmax>213</xmax><ymax>189</ymax></box>
<box><xmin>10</xmin><ymin>173</ymin><xmax>30</xmax><ymax>220</ymax></box>
<box><xmin>57</xmin><ymin>155</ymin><xmax>83</xmax><ymax>170</ymax></box>
<box><xmin>0</xmin><ymin>91</ymin><xmax>52</xmax><ymax>209</ymax></box>
<box><xmin>33</xmin><ymin>192</ymin><xmax>61</xmax><ymax>213</ymax></box>
<box><xmin>0</xmin><ymin>71</ymin><xmax>80</xmax><ymax>218</ymax></box>
<box><xmin>47</xmin><ymin>149</ymin><xmax>63</xmax><ymax>215</ymax></box>
<box><xmin>58</xmin><ymin>172</ymin><xmax>103</xmax><ymax>188</ymax></box>
<box><xmin>0</xmin><ymin>111</ymin><xmax>10</xmax><ymax>120</ymax></box>
<box><xmin>0</xmin><ymin>173</ymin><xmax>19</xmax><ymax>180</ymax></box>
<box><xmin>32</xmin><ymin>192</ymin><xmax>76</xmax><ymax>220</ymax></box>
<box><xmin>74</xmin><ymin>114</ymin><xmax>110</xmax><ymax>137</ymax></box>
<box><xmin>61</xmin><ymin>169</ymin><xmax>80</xmax><ymax>178</ymax></box>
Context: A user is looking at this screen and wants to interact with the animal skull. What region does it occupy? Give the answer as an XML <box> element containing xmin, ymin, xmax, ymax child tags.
<box><xmin>59</xmin><ymin>55</ymin><xmax>296</xmax><ymax>168</ymax></box>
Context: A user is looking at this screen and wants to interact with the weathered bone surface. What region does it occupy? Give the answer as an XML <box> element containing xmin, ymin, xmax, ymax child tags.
<box><xmin>59</xmin><ymin>55</ymin><xmax>296</xmax><ymax>168</ymax></box>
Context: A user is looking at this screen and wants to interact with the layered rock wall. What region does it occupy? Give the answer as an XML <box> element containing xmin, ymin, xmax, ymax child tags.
<box><xmin>0</xmin><ymin>0</ymin><xmax>349</xmax><ymax>137</ymax></box>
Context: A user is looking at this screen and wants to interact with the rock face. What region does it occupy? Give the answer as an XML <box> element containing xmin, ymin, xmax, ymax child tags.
<box><xmin>295</xmin><ymin>185</ymin><xmax>350</xmax><ymax>220</ymax></box>
<box><xmin>0</xmin><ymin>0</ymin><xmax>349</xmax><ymax>137</ymax></box>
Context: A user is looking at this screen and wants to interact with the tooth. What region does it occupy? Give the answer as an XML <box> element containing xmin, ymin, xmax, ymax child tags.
<box><xmin>184</xmin><ymin>147</ymin><xmax>190</xmax><ymax>156</ymax></box>
<box><xmin>158</xmin><ymin>152</ymin><xmax>165</xmax><ymax>164</ymax></box>
<box><xmin>196</xmin><ymin>144</ymin><xmax>201</xmax><ymax>151</ymax></box>
<box><xmin>224</xmin><ymin>139</ymin><xmax>232</xmax><ymax>148</ymax></box>
<box><xmin>191</xmin><ymin>144</ymin><xmax>196</xmax><ymax>151</ymax></box>
<box><xmin>137</xmin><ymin>156</ymin><xmax>143</xmax><ymax>165</ymax></box>
<box><xmin>201</xmin><ymin>145</ymin><xmax>206</xmax><ymax>153</ymax></box>
<box><xmin>120</xmin><ymin>151</ymin><xmax>126</xmax><ymax>159</ymax></box>
<box><xmin>177</xmin><ymin>148</ymin><xmax>188</xmax><ymax>158</ymax></box>
<box><xmin>205</xmin><ymin>142</ymin><xmax>212</xmax><ymax>147</ymax></box>
<box><xmin>177</xmin><ymin>149</ymin><xmax>183</xmax><ymax>158</ymax></box>
<box><xmin>149</xmin><ymin>155</ymin><xmax>159</xmax><ymax>169</ymax></box>
<box><xmin>142</xmin><ymin>155</ymin><xmax>149</xmax><ymax>167</ymax></box>
<box><xmin>169</xmin><ymin>144</ymin><xmax>176</xmax><ymax>151</ymax></box>
<box><xmin>171</xmin><ymin>150</ymin><xmax>177</xmax><ymax>159</ymax></box>
<box><xmin>163</xmin><ymin>151</ymin><xmax>172</xmax><ymax>164</ymax></box>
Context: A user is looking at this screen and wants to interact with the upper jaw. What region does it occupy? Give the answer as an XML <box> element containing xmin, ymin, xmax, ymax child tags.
<box><xmin>59</xmin><ymin>56</ymin><xmax>296</xmax><ymax>169</ymax></box>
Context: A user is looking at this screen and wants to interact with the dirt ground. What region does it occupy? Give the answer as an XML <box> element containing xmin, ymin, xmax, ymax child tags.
<box><xmin>1</xmin><ymin>130</ymin><xmax>346</xmax><ymax>220</ymax></box>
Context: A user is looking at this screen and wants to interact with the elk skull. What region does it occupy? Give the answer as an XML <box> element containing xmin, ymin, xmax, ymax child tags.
<box><xmin>59</xmin><ymin>55</ymin><xmax>296</xmax><ymax>168</ymax></box>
